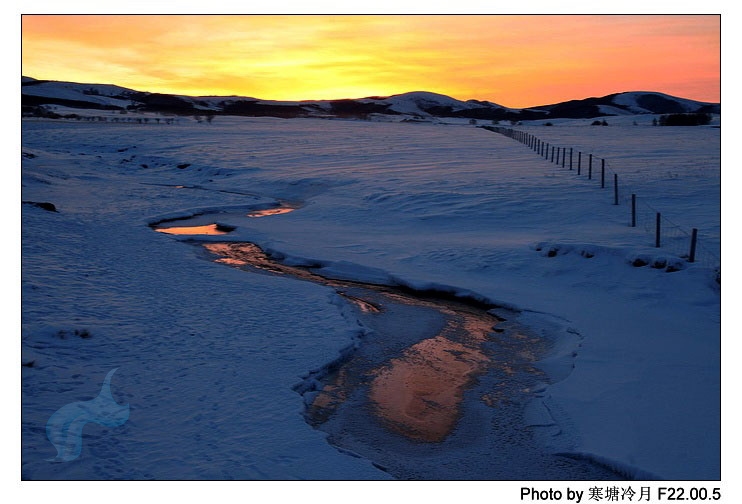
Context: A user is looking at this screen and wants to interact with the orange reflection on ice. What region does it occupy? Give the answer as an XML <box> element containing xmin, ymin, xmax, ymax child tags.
<box><xmin>247</xmin><ymin>207</ymin><xmax>296</xmax><ymax>218</ymax></box>
<box><xmin>368</xmin><ymin>331</ymin><xmax>490</xmax><ymax>442</ymax></box>
<box><xmin>203</xmin><ymin>242</ymin><xmax>288</xmax><ymax>275</ymax></box>
<box><xmin>201</xmin><ymin>240</ymin><xmax>509</xmax><ymax>443</ymax></box>
<box><xmin>155</xmin><ymin>223</ymin><xmax>232</xmax><ymax>235</ymax></box>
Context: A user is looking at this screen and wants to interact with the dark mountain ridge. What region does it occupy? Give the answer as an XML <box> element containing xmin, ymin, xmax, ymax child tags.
<box><xmin>21</xmin><ymin>76</ymin><xmax>720</xmax><ymax>121</ymax></box>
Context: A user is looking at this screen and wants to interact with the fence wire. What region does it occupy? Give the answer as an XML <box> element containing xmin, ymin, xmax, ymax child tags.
<box><xmin>483</xmin><ymin>126</ymin><xmax>721</xmax><ymax>275</ymax></box>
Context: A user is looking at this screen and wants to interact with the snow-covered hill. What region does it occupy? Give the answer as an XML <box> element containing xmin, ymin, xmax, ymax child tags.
<box><xmin>357</xmin><ymin>91</ymin><xmax>508</xmax><ymax>117</ymax></box>
<box><xmin>532</xmin><ymin>91</ymin><xmax>720</xmax><ymax>119</ymax></box>
<box><xmin>21</xmin><ymin>78</ymin><xmax>139</xmax><ymax>110</ymax></box>
<box><xmin>21</xmin><ymin>76</ymin><xmax>720</xmax><ymax>121</ymax></box>
<box><xmin>611</xmin><ymin>91</ymin><xmax>719</xmax><ymax>114</ymax></box>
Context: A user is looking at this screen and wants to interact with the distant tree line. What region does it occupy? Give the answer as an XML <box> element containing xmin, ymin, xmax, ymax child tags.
<box><xmin>654</xmin><ymin>112</ymin><xmax>713</xmax><ymax>126</ymax></box>
<box><xmin>22</xmin><ymin>105</ymin><xmax>178</xmax><ymax>124</ymax></box>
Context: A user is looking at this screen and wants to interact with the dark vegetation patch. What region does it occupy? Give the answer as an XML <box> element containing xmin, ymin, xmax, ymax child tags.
<box><xmin>22</xmin><ymin>94</ymin><xmax>123</xmax><ymax>111</ymax></box>
<box><xmin>131</xmin><ymin>92</ymin><xmax>196</xmax><ymax>114</ymax></box>
<box><xmin>23</xmin><ymin>201</ymin><xmax>58</xmax><ymax>212</ymax></box>
<box><xmin>55</xmin><ymin>329</ymin><xmax>92</xmax><ymax>339</ymax></box>
<box><xmin>650</xmin><ymin>258</ymin><xmax>667</xmax><ymax>269</ymax></box>
<box><xmin>221</xmin><ymin>100</ymin><xmax>312</xmax><ymax>118</ymax></box>
<box><xmin>629</xmin><ymin>254</ymin><xmax>685</xmax><ymax>273</ymax></box>
<box><xmin>665</xmin><ymin>260</ymin><xmax>684</xmax><ymax>273</ymax></box>
<box><xmin>657</xmin><ymin>112</ymin><xmax>713</xmax><ymax>126</ymax></box>
<box><xmin>631</xmin><ymin>257</ymin><xmax>649</xmax><ymax>267</ymax></box>
<box><xmin>540</xmin><ymin>99</ymin><xmax>605</xmax><ymax>119</ymax></box>
<box><xmin>328</xmin><ymin>100</ymin><xmax>398</xmax><ymax>119</ymax></box>
<box><xmin>636</xmin><ymin>93</ymin><xmax>687</xmax><ymax>114</ymax></box>
<box><xmin>535</xmin><ymin>243</ymin><xmax>689</xmax><ymax>274</ymax></box>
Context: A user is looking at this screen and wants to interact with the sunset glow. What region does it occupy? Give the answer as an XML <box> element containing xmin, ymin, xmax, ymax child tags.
<box><xmin>21</xmin><ymin>15</ymin><xmax>720</xmax><ymax>108</ymax></box>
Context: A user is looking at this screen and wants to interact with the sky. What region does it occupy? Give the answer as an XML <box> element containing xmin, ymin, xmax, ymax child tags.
<box><xmin>21</xmin><ymin>14</ymin><xmax>720</xmax><ymax>108</ymax></box>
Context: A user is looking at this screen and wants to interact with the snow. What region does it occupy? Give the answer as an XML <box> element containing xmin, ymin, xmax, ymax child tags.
<box><xmin>361</xmin><ymin>91</ymin><xmax>504</xmax><ymax>116</ymax></box>
<box><xmin>611</xmin><ymin>91</ymin><xmax>717</xmax><ymax>114</ymax></box>
<box><xmin>21</xmin><ymin>116</ymin><xmax>721</xmax><ymax>484</ymax></box>
<box><xmin>21</xmin><ymin>79</ymin><xmax>136</xmax><ymax>109</ymax></box>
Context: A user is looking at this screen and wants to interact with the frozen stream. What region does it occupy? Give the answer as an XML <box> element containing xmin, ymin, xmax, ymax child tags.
<box><xmin>201</xmin><ymin>240</ymin><xmax>624</xmax><ymax>480</ymax></box>
<box><xmin>151</xmin><ymin>208</ymin><xmax>624</xmax><ymax>479</ymax></box>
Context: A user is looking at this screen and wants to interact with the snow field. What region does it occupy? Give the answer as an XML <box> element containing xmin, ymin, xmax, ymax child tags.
<box><xmin>21</xmin><ymin>116</ymin><xmax>721</xmax><ymax>481</ymax></box>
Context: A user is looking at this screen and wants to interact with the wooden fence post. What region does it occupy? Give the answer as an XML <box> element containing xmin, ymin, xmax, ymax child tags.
<box><xmin>570</xmin><ymin>148</ymin><xmax>573</xmax><ymax>170</ymax></box>
<box><xmin>601</xmin><ymin>159</ymin><xmax>605</xmax><ymax>188</ymax></box>
<box><xmin>689</xmin><ymin>228</ymin><xmax>698</xmax><ymax>262</ymax></box>
<box><xmin>631</xmin><ymin>194</ymin><xmax>636</xmax><ymax>226</ymax></box>
<box><xmin>613</xmin><ymin>173</ymin><xmax>618</xmax><ymax>205</ymax></box>
<box><xmin>655</xmin><ymin>212</ymin><xmax>661</xmax><ymax>248</ymax></box>
<box><xmin>578</xmin><ymin>152</ymin><xmax>582</xmax><ymax>174</ymax></box>
<box><xmin>588</xmin><ymin>154</ymin><xmax>593</xmax><ymax>180</ymax></box>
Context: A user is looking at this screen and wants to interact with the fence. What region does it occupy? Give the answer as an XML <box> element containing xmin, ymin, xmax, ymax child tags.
<box><xmin>481</xmin><ymin>126</ymin><xmax>720</xmax><ymax>275</ymax></box>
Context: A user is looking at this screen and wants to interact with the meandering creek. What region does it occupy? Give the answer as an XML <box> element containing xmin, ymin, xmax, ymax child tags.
<box><xmin>203</xmin><ymin>242</ymin><xmax>515</xmax><ymax>443</ymax></box>
<box><xmin>151</xmin><ymin>207</ymin><xmax>623</xmax><ymax>480</ymax></box>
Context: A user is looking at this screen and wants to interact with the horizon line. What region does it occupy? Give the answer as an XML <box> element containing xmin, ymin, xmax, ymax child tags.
<box><xmin>21</xmin><ymin>75</ymin><xmax>721</xmax><ymax>110</ymax></box>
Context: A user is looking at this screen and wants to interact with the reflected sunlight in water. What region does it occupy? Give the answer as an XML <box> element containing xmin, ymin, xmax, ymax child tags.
<box><xmin>247</xmin><ymin>207</ymin><xmax>296</xmax><ymax>218</ymax></box>
<box><xmin>198</xmin><ymin>240</ymin><xmax>544</xmax><ymax>444</ymax></box>
<box><xmin>154</xmin><ymin>223</ymin><xmax>232</xmax><ymax>235</ymax></box>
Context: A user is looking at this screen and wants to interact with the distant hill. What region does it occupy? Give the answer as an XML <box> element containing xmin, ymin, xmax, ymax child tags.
<box><xmin>21</xmin><ymin>76</ymin><xmax>720</xmax><ymax>121</ymax></box>
<box><xmin>529</xmin><ymin>91</ymin><xmax>720</xmax><ymax>119</ymax></box>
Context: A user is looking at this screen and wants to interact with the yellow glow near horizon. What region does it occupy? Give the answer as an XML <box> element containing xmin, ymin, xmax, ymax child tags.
<box><xmin>22</xmin><ymin>15</ymin><xmax>720</xmax><ymax>108</ymax></box>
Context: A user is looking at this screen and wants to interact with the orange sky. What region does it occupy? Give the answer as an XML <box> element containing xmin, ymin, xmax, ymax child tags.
<box><xmin>21</xmin><ymin>15</ymin><xmax>720</xmax><ymax>108</ymax></box>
